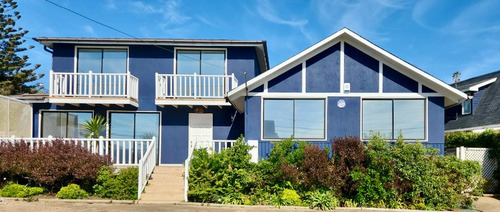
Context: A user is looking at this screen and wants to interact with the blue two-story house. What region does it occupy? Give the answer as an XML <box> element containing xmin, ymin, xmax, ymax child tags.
<box><xmin>32</xmin><ymin>37</ymin><xmax>268</xmax><ymax>165</ymax></box>
<box><xmin>30</xmin><ymin>28</ymin><xmax>466</xmax><ymax>165</ymax></box>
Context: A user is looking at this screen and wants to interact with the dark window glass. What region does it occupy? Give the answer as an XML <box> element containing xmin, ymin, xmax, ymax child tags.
<box><xmin>263</xmin><ymin>99</ymin><xmax>325</xmax><ymax>139</ymax></box>
<box><xmin>41</xmin><ymin>111</ymin><xmax>92</xmax><ymax>138</ymax></box>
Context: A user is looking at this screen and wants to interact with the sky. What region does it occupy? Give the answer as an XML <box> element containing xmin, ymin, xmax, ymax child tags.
<box><xmin>14</xmin><ymin>0</ymin><xmax>500</xmax><ymax>89</ymax></box>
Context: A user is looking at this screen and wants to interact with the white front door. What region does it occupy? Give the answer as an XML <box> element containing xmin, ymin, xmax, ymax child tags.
<box><xmin>188</xmin><ymin>113</ymin><xmax>213</xmax><ymax>154</ymax></box>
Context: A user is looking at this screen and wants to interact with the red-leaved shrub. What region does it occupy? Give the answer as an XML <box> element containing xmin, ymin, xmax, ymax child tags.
<box><xmin>331</xmin><ymin>136</ymin><xmax>367</xmax><ymax>197</ymax></box>
<box><xmin>0</xmin><ymin>139</ymin><xmax>111</xmax><ymax>191</ymax></box>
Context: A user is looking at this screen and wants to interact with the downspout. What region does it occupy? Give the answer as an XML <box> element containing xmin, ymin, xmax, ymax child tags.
<box><xmin>43</xmin><ymin>46</ymin><xmax>54</xmax><ymax>54</ymax></box>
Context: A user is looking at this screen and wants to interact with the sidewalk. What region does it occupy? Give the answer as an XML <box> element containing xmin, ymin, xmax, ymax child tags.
<box><xmin>1</xmin><ymin>196</ymin><xmax>499</xmax><ymax>212</ymax></box>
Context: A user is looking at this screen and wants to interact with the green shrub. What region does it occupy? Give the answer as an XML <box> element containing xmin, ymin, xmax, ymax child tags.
<box><xmin>0</xmin><ymin>182</ymin><xmax>44</xmax><ymax>198</ymax></box>
<box><xmin>93</xmin><ymin>166</ymin><xmax>138</xmax><ymax>200</ymax></box>
<box><xmin>307</xmin><ymin>190</ymin><xmax>339</xmax><ymax>210</ymax></box>
<box><xmin>331</xmin><ymin>136</ymin><xmax>367</xmax><ymax>197</ymax></box>
<box><xmin>56</xmin><ymin>184</ymin><xmax>89</xmax><ymax>199</ymax></box>
<box><xmin>188</xmin><ymin>136</ymin><xmax>259</xmax><ymax>203</ymax></box>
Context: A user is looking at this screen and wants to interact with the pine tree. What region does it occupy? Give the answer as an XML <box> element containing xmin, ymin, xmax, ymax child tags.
<box><xmin>0</xmin><ymin>0</ymin><xmax>42</xmax><ymax>95</ymax></box>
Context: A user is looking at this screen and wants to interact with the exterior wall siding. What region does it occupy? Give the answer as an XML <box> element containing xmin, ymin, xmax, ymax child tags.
<box><xmin>268</xmin><ymin>64</ymin><xmax>302</xmax><ymax>92</ymax></box>
<box><xmin>427</xmin><ymin>97</ymin><xmax>445</xmax><ymax>154</ymax></box>
<box><xmin>327</xmin><ymin>97</ymin><xmax>360</xmax><ymax>138</ymax></box>
<box><xmin>383</xmin><ymin>64</ymin><xmax>418</xmax><ymax>93</ymax></box>
<box><xmin>306</xmin><ymin>43</ymin><xmax>340</xmax><ymax>93</ymax></box>
<box><xmin>344</xmin><ymin>43</ymin><xmax>379</xmax><ymax>93</ymax></box>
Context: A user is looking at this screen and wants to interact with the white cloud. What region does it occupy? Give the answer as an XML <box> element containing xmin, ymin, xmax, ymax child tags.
<box><xmin>82</xmin><ymin>25</ymin><xmax>96</xmax><ymax>37</ymax></box>
<box><xmin>256</xmin><ymin>0</ymin><xmax>308</xmax><ymax>27</ymax></box>
<box><xmin>315</xmin><ymin>0</ymin><xmax>406</xmax><ymax>42</ymax></box>
<box><xmin>460</xmin><ymin>51</ymin><xmax>500</xmax><ymax>81</ymax></box>
<box><xmin>105</xmin><ymin>0</ymin><xmax>116</xmax><ymax>9</ymax></box>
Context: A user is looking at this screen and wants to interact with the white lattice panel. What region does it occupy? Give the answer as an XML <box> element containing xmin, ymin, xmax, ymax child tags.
<box><xmin>0</xmin><ymin>96</ymin><xmax>32</xmax><ymax>138</ymax></box>
<box><xmin>457</xmin><ymin>147</ymin><xmax>498</xmax><ymax>193</ymax></box>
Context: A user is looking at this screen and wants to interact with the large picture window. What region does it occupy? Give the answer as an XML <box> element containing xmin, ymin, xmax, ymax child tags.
<box><xmin>41</xmin><ymin>111</ymin><xmax>92</xmax><ymax>138</ymax></box>
<box><xmin>263</xmin><ymin>99</ymin><xmax>325</xmax><ymax>139</ymax></box>
<box><xmin>176</xmin><ymin>50</ymin><xmax>225</xmax><ymax>75</ymax></box>
<box><xmin>362</xmin><ymin>99</ymin><xmax>425</xmax><ymax>140</ymax></box>
<box><xmin>77</xmin><ymin>48</ymin><xmax>127</xmax><ymax>73</ymax></box>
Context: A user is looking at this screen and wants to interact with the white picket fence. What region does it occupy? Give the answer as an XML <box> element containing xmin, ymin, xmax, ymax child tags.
<box><xmin>455</xmin><ymin>146</ymin><xmax>498</xmax><ymax>193</ymax></box>
<box><xmin>184</xmin><ymin>139</ymin><xmax>237</xmax><ymax>202</ymax></box>
<box><xmin>0</xmin><ymin>136</ymin><xmax>155</xmax><ymax>166</ymax></box>
<box><xmin>0</xmin><ymin>136</ymin><xmax>157</xmax><ymax>200</ymax></box>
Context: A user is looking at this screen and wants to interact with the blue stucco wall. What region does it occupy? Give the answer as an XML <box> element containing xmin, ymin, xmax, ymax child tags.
<box><xmin>52</xmin><ymin>43</ymin><xmax>75</xmax><ymax>72</ymax></box>
<box><xmin>383</xmin><ymin>64</ymin><xmax>418</xmax><ymax>93</ymax></box>
<box><xmin>268</xmin><ymin>64</ymin><xmax>302</xmax><ymax>92</ymax></box>
<box><xmin>245</xmin><ymin>96</ymin><xmax>261</xmax><ymax>141</ymax></box>
<box><xmin>306</xmin><ymin>43</ymin><xmax>340</xmax><ymax>92</ymax></box>
<box><xmin>227</xmin><ymin>47</ymin><xmax>258</xmax><ymax>83</ymax></box>
<box><xmin>422</xmin><ymin>85</ymin><xmax>436</xmax><ymax>93</ymax></box>
<box><xmin>160</xmin><ymin>106</ymin><xmax>244</xmax><ymax>164</ymax></box>
<box><xmin>427</xmin><ymin>97</ymin><xmax>445</xmax><ymax>154</ymax></box>
<box><xmin>327</xmin><ymin>97</ymin><xmax>360</xmax><ymax>138</ymax></box>
<box><xmin>344</xmin><ymin>43</ymin><xmax>378</xmax><ymax>93</ymax></box>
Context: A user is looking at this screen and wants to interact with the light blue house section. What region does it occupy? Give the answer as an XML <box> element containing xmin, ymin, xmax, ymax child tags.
<box><xmin>229</xmin><ymin>28</ymin><xmax>466</xmax><ymax>158</ymax></box>
<box><xmin>32</xmin><ymin>38</ymin><xmax>268</xmax><ymax>164</ymax></box>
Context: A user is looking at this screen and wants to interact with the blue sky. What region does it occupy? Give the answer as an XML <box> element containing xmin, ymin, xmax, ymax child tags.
<box><xmin>16</xmin><ymin>0</ymin><xmax>500</xmax><ymax>88</ymax></box>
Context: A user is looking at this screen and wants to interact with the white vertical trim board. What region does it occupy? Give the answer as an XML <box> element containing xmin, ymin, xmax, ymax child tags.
<box><xmin>418</xmin><ymin>83</ymin><xmax>422</xmax><ymax>94</ymax></box>
<box><xmin>264</xmin><ymin>82</ymin><xmax>268</xmax><ymax>93</ymax></box>
<box><xmin>302</xmin><ymin>62</ymin><xmax>306</xmax><ymax>93</ymax></box>
<box><xmin>379</xmin><ymin>62</ymin><xmax>383</xmax><ymax>93</ymax></box>
<box><xmin>340</xmin><ymin>41</ymin><xmax>345</xmax><ymax>93</ymax></box>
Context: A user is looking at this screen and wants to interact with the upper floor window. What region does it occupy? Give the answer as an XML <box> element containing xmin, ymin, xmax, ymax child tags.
<box><xmin>176</xmin><ymin>50</ymin><xmax>225</xmax><ymax>75</ymax></box>
<box><xmin>77</xmin><ymin>48</ymin><xmax>127</xmax><ymax>73</ymax></box>
<box><xmin>263</xmin><ymin>99</ymin><xmax>325</xmax><ymax>139</ymax></box>
<box><xmin>362</xmin><ymin>99</ymin><xmax>425</xmax><ymax>140</ymax></box>
<box><xmin>462</xmin><ymin>98</ymin><xmax>472</xmax><ymax>115</ymax></box>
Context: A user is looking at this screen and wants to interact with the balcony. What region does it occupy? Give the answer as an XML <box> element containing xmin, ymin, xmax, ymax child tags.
<box><xmin>49</xmin><ymin>70</ymin><xmax>139</xmax><ymax>107</ymax></box>
<box><xmin>155</xmin><ymin>73</ymin><xmax>238</xmax><ymax>107</ymax></box>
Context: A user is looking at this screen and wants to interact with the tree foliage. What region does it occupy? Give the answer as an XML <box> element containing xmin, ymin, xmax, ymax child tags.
<box><xmin>0</xmin><ymin>0</ymin><xmax>42</xmax><ymax>95</ymax></box>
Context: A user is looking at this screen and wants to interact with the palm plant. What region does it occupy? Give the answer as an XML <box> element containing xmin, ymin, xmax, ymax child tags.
<box><xmin>83</xmin><ymin>114</ymin><xmax>106</xmax><ymax>138</ymax></box>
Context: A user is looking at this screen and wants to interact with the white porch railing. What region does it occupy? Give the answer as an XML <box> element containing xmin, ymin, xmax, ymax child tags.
<box><xmin>49</xmin><ymin>70</ymin><xmax>139</xmax><ymax>100</ymax></box>
<box><xmin>184</xmin><ymin>139</ymin><xmax>236</xmax><ymax>202</ymax></box>
<box><xmin>1</xmin><ymin>136</ymin><xmax>154</xmax><ymax>166</ymax></box>
<box><xmin>156</xmin><ymin>73</ymin><xmax>238</xmax><ymax>99</ymax></box>
<box><xmin>138</xmin><ymin>137</ymin><xmax>156</xmax><ymax>199</ymax></box>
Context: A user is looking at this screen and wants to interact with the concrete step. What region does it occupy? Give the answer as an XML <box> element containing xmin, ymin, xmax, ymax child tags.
<box><xmin>140</xmin><ymin>166</ymin><xmax>185</xmax><ymax>203</ymax></box>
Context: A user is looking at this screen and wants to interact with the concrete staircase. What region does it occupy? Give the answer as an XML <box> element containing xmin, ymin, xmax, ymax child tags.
<box><xmin>139</xmin><ymin>166</ymin><xmax>185</xmax><ymax>203</ymax></box>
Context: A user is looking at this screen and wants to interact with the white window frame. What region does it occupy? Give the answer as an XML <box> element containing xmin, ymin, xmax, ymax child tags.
<box><xmin>74</xmin><ymin>46</ymin><xmax>130</xmax><ymax>73</ymax></box>
<box><xmin>360</xmin><ymin>98</ymin><xmax>428</xmax><ymax>141</ymax></box>
<box><xmin>261</xmin><ymin>98</ymin><xmax>327</xmax><ymax>141</ymax></box>
<box><xmin>107</xmin><ymin>110</ymin><xmax>163</xmax><ymax>165</ymax></box>
<box><xmin>462</xmin><ymin>98</ymin><xmax>472</xmax><ymax>115</ymax></box>
<box><xmin>38</xmin><ymin>109</ymin><xmax>94</xmax><ymax>138</ymax></box>
<box><xmin>174</xmin><ymin>47</ymin><xmax>227</xmax><ymax>76</ymax></box>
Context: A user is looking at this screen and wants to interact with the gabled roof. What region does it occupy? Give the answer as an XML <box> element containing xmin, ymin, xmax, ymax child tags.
<box><xmin>445</xmin><ymin>70</ymin><xmax>500</xmax><ymax>131</ymax></box>
<box><xmin>228</xmin><ymin>28</ymin><xmax>467</xmax><ymax>112</ymax></box>
<box><xmin>33</xmin><ymin>37</ymin><xmax>269</xmax><ymax>74</ymax></box>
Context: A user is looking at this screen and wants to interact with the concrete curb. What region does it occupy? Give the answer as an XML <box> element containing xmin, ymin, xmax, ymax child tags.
<box><xmin>1</xmin><ymin>197</ymin><xmax>136</xmax><ymax>204</ymax></box>
<box><xmin>175</xmin><ymin>201</ymin><xmax>451</xmax><ymax>212</ymax></box>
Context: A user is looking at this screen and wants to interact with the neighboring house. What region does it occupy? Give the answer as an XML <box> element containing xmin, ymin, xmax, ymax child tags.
<box><xmin>27</xmin><ymin>28</ymin><xmax>466</xmax><ymax>165</ymax></box>
<box><xmin>445</xmin><ymin>71</ymin><xmax>500</xmax><ymax>132</ymax></box>
<box><xmin>227</xmin><ymin>28</ymin><xmax>466</xmax><ymax>156</ymax></box>
<box><xmin>31</xmin><ymin>37</ymin><xmax>268</xmax><ymax>164</ymax></box>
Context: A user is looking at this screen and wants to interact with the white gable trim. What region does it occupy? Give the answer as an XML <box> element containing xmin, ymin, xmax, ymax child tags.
<box><xmin>461</xmin><ymin>77</ymin><xmax>497</xmax><ymax>92</ymax></box>
<box><xmin>228</xmin><ymin>28</ymin><xmax>467</xmax><ymax>112</ymax></box>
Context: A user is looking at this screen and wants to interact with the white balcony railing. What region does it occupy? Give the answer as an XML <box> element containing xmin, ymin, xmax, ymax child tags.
<box><xmin>156</xmin><ymin>73</ymin><xmax>238</xmax><ymax>99</ymax></box>
<box><xmin>49</xmin><ymin>70</ymin><xmax>139</xmax><ymax>100</ymax></box>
